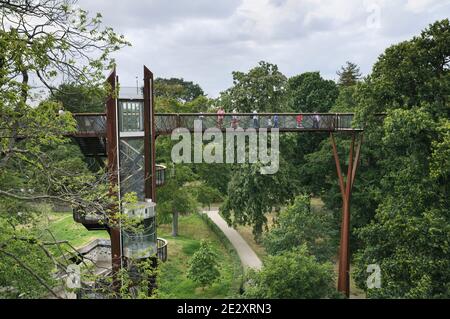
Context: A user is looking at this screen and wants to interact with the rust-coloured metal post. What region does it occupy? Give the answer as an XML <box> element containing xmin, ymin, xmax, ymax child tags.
<box><xmin>143</xmin><ymin>66</ymin><xmax>156</xmax><ymax>202</ymax></box>
<box><xmin>330</xmin><ymin>132</ymin><xmax>362</xmax><ymax>298</ymax></box>
<box><xmin>143</xmin><ymin>66</ymin><xmax>158</xmax><ymax>294</ymax></box>
<box><xmin>106</xmin><ymin>69</ymin><xmax>122</xmax><ymax>288</ymax></box>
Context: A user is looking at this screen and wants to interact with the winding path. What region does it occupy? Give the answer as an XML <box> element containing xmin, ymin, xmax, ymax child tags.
<box><xmin>203</xmin><ymin>210</ymin><xmax>262</xmax><ymax>270</ymax></box>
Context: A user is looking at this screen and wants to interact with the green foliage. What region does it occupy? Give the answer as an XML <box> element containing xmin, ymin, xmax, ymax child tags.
<box><xmin>154</xmin><ymin>78</ymin><xmax>205</xmax><ymax>103</ymax></box>
<box><xmin>0</xmin><ymin>217</ymin><xmax>57</xmax><ymax>298</ymax></box>
<box><xmin>187</xmin><ymin>240</ymin><xmax>221</xmax><ymax>288</ymax></box>
<box><xmin>193</xmin><ymin>162</ymin><xmax>232</xmax><ymax>193</ymax></box>
<box><xmin>353</xmin><ymin>108</ymin><xmax>450</xmax><ymax>298</ymax></box>
<box><xmin>51</xmin><ymin>83</ymin><xmax>107</xmax><ymax>113</ymax></box>
<box><xmin>364</xmin><ymin>19</ymin><xmax>449</xmax><ymax>114</ymax></box>
<box><xmin>217</xmin><ymin>61</ymin><xmax>287</xmax><ymax>112</ymax></box>
<box><xmin>158</xmin><ymin>214</ymin><xmax>242</xmax><ymax>298</ymax></box>
<box><xmin>263</xmin><ymin>195</ymin><xmax>337</xmax><ymax>262</ymax></box>
<box><xmin>351</xmin><ymin>19</ymin><xmax>450</xmax><ymax>298</ymax></box>
<box><xmin>243</xmin><ymin>245</ymin><xmax>336</xmax><ymax>299</ymax></box>
<box><xmin>336</xmin><ymin>61</ymin><xmax>362</xmax><ymax>87</ymax></box>
<box><xmin>194</xmin><ymin>183</ymin><xmax>223</xmax><ymax>210</ymax></box>
<box><xmin>221</xmin><ymin>160</ymin><xmax>296</xmax><ymax>241</ymax></box>
<box><xmin>286</xmin><ymin>72</ymin><xmax>339</xmax><ymax>112</ymax></box>
<box><xmin>157</xmin><ymin>165</ymin><xmax>199</xmax><ymax>230</ymax></box>
<box><xmin>430</xmin><ymin>119</ymin><xmax>450</xmax><ymax>181</ymax></box>
<box><xmin>0</xmin><ymin>0</ymin><xmax>128</xmax><ymax>298</ymax></box>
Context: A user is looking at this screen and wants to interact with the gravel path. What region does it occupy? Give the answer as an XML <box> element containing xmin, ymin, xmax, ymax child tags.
<box><xmin>204</xmin><ymin>210</ymin><xmax>262</xmax><ymax>270</ymax></box>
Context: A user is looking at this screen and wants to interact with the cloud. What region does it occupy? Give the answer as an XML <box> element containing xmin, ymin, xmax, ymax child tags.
<box><xmin>78</xmin><ymin>0</ymin><xmax>450</xmax><ymax>97</ymax></box>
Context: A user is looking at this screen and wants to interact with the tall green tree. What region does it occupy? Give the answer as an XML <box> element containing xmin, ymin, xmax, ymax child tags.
<box><xmin>0</xmin><ymin>0</ymin><xmax>128</xmax><ymax>297</ymax></box>
<box><xmin>350</xmin><ymin>19</ymin><xmax>450</xmax><ymax>298</ymax></box>
<box><xmin>354</xmin><ymin>109</ymin><xmax>450</xmax><ymax>298</ymax></box>
<box><xmin>337</xmin><ymin>61</ymin><xmax>362</xmax><ymax>87</ymax></box>
<box><xmin>243</xmin><ymin>245</ymin><xmax>336</xmax><ymax>299</ymax></box>
<box><xmin>221</xmin><ymin>160</ymin><xmax>296</xmax><ymax>242</ymax></box>
<box><xmin>286</xmin><ymin>72</ymin><xmax>339</xmax><ymax>112</ymax></box>
<box><xmin>263</xmin><ymin>195</ymin><xmax>337</xmax><ymax>262</ymax></box>
<box><xmin>157</xmin><ymin>165</ymin><xmax>199</xmax><ymax>236</ymax></box>
<box><xmin>154</xmin><ymin>78</ymin><xmax>204</xmax><ymax>103</ymax></box>
<box><xmin>187</xmin><ymin>240</ymin><xmax>220</xmax><ymax>288</ymax></box>
<box><xmin>51</xmin><ymin>83</ymin><xmax>106</xmax><ymax>113</ymax></box>
<box><xmin>217</xmin><ymin>61</ymin><xmax>287</xmax><ymax>113</ymax></box>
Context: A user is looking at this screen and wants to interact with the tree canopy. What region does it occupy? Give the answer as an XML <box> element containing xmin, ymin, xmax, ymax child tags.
<box><xmin>336</xmin><ymin>61</ymin><xmax>362</xmax><ymax>87</ymax></box>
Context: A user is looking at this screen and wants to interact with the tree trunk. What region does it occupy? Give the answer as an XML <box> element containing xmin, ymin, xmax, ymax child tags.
<box><xmin>172</xmin><ymin>211</ymin><xmax>179</xmax><ymax>237</ymax></box>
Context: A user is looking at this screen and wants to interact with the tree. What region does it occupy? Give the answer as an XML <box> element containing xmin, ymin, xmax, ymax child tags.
<box><xmin>221</xmin><ymin>160</ymin><xmax>296</xmax><ymax>242</ymax></box>
<box><xmin>337</xmin><ymin>61</ymin><xmax>362</xmax><ymax>87</ymax></box>
<box><xmin>187</xmin><ymin>240</ymin><xmax>220</xmax><ymax>288</ymax></box>
<box><xmin>194</xmin><ymin>182</ymin><xmax>223</xmax><ymax>211</ymax></box>
<box><xmin>243</xmin><ymin>245</ymin><xmax>336</xmax><ymax>299</ymax></box>
<box><xmin>263</xmin><ymin>195</ymin><xmax>337</xmax><ymax>262</ymax></box>
<box><xmin>157</xmin><ymin>165</ymin><xmax>199</xmax><ymax>236</ymax></box>
<box><xmin>154</xmin><ymin>78</ymin><xmax>204</xmax><ymax>103</ymax></box>
<box><xmin>353</xmin><ymin>108</ymin><xmax>450</xmax><ymax>298</ymax></box>
<box><xmin>217</xmin><ymin>61</ymin><xmax>287</xmax><ymax>113</ymax></box>
<box><xmin>0</xmin><ymin>0</ymin><xmax>128</xmax><ymax>298</ymax></box>
<box><xmin>350</xmin><ymin>19</ymin><xmax>450</xmax><ymax>298</ymax></box>
<box><xmin>286</xmin><ymin>72</ymin><xmax>339</xmax><ymax>112</ymax></box>
<box><xmin>51</xmin><ymin>83</ymin><xmax>106</xmax><ymax>113</ymax></box>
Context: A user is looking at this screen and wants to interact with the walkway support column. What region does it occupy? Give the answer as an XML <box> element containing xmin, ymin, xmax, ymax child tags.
<box><xmin>143</xmin><ymin>66</ymin><xmax>158</xmax><ymax>291</ymax></box>
<box><xmin>330</xmin><ymin>132</ymin><xmax>363</xmax><ymax>297</ymax></box>
<box><xmin>143</xmin><ymin>66</ymin><xmax>156</xmax><ymax>202</ymax></box>
<box><xmin>106</xmin><ymin>69</ymin><xmax>122</xmax><ymax>288</ymax></box>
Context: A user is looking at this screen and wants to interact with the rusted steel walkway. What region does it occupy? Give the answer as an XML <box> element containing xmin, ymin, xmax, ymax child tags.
<box><xmin>72</xmin><ymin>112</ymin><xmax>362</xmax><ymax>137</ymax></box>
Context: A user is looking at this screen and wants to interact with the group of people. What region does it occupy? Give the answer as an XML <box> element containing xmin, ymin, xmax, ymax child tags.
<box><xmin>215</xmin><ymin>108</ymin><xmax>322</xmax><ymax>130</ymax></box>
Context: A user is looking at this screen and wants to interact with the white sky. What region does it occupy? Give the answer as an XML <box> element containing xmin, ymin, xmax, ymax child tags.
<box><xmin>77</xmin><ymin>0</ymin><xmax>450</xmax><ymax>97</ymax></box>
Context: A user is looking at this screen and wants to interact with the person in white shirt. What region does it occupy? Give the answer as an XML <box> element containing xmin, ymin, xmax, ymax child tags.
<box><xmin>252</xmin><ymin>110</ymin><xmax>259</xmax><ymax>128</ymax></box>
<box><xmin>232</xmin><ymin>108</ymin><xmax>239</xmax><ymax>129</ymax></box>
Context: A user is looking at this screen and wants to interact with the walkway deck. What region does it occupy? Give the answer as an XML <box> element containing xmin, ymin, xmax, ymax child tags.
<box><xmin>72</xmin><ymin>112</ymin><xmax>361</xmax><ymax>137</ymax></box>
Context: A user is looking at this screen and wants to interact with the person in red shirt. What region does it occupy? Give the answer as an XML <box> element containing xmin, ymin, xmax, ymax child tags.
<box><xmin>296</xmin><ymin>114</ymin><xmax>303</xmax><ymax>128</ymax></box>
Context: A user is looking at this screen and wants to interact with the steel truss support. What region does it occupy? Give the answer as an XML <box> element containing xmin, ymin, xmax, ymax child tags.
<box><xmin>330</xmin><ymin>132</ymin><xmax>363</xmax><ymax>298</ymax></box>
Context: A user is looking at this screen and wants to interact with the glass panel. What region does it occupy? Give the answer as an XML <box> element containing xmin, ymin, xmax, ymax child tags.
<box><xmin>119</xmin><ymin>138</ymin><xmax>145</xmax><ymax>200</ymax></box>
<box><xmin>122</xmin><ymin>216</ymin><xmax>157</xmax><ymax>259</ymax></box>
<box><xmin>119</xmin><ymin>101</ymin><xmax>144</xmax><ymax>132</ymax></box>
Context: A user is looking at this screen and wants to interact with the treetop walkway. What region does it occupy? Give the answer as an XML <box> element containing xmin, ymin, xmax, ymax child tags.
<box><xmin>68</xmin><ymin>67</ymin><xmax>375</xmax><ymax>298</ymax></box>
<box><xmin>72</xmin><ymin>112</ymin><xmax>362</xmax><ymax>138</ymax></box>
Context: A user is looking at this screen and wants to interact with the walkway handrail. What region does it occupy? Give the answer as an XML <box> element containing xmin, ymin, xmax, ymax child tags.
<box><xmin>157</xmin><ymin>237</ymin><xmax>168</xmax><ymax>262</ymax></box>
<box><xmin>72</xmin><ymin>112</ymin><xmax>375</xmax><ymax>136</ymax></box>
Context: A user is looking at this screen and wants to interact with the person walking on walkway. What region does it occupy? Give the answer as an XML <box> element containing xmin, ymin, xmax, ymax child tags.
<box><xmin>313</xmin><ymin>113</ymin><xmax>320</xmax><ymax>129</ymax></box>
<box><xmin>296</xmin><ymin>114</ymin><xmax>303</xmax><ymax>128</ymax></box>
<box><xmin>217</xmin><ymin>107</ymin><xmax>225</xmax><ymax>128</ymax></box>
<box><xmin>198</xmin><ymin>112</ymin><xmax>205</xmax><ymax>131</ymax></box>
<box><xmin>231</xmin><ymin>108</ymin><xmax>239</xmax><ymax>129</ymax></box>
<box><xmin>273</xmin><ymin>114</ymin><xmax>279</xmax><ymax>128</ymax></box>
<box><xmin>252</xmin><ymin>110</ymin><xmax>259</xmax><ymax>129</ymax></box>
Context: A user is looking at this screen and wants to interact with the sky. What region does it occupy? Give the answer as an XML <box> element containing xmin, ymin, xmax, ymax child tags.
<box><xmin>78</xmin><ymin>0</ymin><xmax>450</xmax><ymax>98</ymax></box>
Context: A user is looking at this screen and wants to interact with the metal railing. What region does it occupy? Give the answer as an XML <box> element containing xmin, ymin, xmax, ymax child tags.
<box><xmin>157</xmin><ymin>237</ymin><xmax>168</xmax><ymax>262</ymax></box>
<box><xmin>72</xmin><ymin>207</ymin><xmax>108</xmax><ymax>230</ymax></box>
<box><xmin>156</xmin><ymin>164</ymin><xmax>166</xmax><ymax>186</ymax></box>
<box><xmin>73</xmin><ymin>113</ymin><xmax>361</xmax><ymax>136</ymax></box>
<box><xmin>156</xmin><ymin>113</ymin><xmax>356</xmax><ymax>134</ymax></box>
<box><xmin>73</xmin><ymin>113</ymin><xmax>107</xmax><ymax>136</ymax></box>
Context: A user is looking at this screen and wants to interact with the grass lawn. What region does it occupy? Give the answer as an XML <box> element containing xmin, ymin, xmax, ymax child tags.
<box><xmin>45</xmin><ymin>213</ymin><xmax>108</xmax><ymax>249</ymax></box>
<box><xmin>157</xmin><ymin>213</ymin><xmax>242</xmax><ymax>299</ymax></box>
